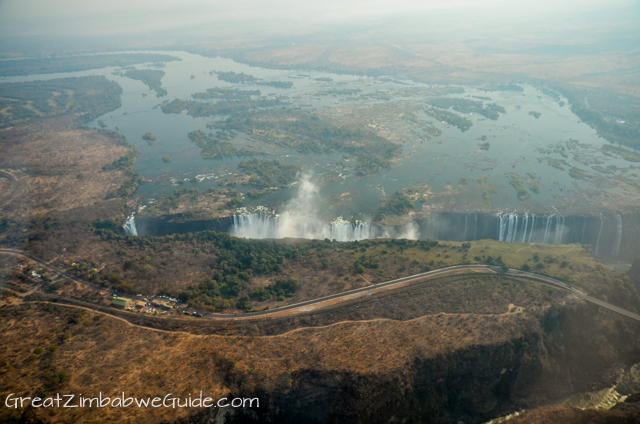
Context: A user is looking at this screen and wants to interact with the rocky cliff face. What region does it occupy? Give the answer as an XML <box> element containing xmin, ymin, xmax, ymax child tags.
<box><xmin>175</xmin><ymin>337</ymin><xmax>541</xmax><ymax>424</ymax></box>
<box><xmin>173</xmin><ymin>304</ymin><xmax>640</xmax><ymax>424</ymax></box>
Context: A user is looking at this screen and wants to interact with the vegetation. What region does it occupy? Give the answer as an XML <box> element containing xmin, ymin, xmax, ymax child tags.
<box><xmin>568</xmin><ymin>167</ymin><xmax>592</xmax><ymax>180</ymax></box>
<box><xmin>261</xmin><ymin>81</ymin><xmax>294</xmax><ymax>89</ymax></box>
<box><xmin>249</xmin><ymin>278</ymin><xmax>299</xmax><ymax>302</ymax></box>
<box><xmin>591</xmin><ymin>165</ymin><xmax>615</xmax><ymax>174</ymax></box>
<box><xmin>22</xmin><ymin>210</ymin><xmax>640</xmax><ymax>314</ymax></box>
<box><xmin>215</xmin><ymin>71</ymin><xmax>259</xmax><ymax>83</ymax></box>
<box><xmin>378</xmin><ymin>192</ymin><xmax>415</xmax><ymax>217</ymax></box>
<box><xmin>0</xmin><ymin>76</ymin><xmax>122</xmax><ymax>128</ymax></box>
<box><xmin>215</xmin><ymin>71</ymin><xmax>293</xmax><ymax>88</ymax></box>
<box><xmin>238</xmin><ymin>159</ymin><xmax>301</xmax><ymax>187</ymax></box>
<box><xmin>316</xmin><ymin>88</ymin><xmax>362</xmax><ymax>96</ymax></box>
<box><xmin>529</xmin><ymin>181</ymin><xmax>541</xmax><ymax>193</ymax></box>
<box><xmin>542</xmin><ymin>158</ymin><xmax>569</xmax><ymax>171</ymax></box>
<box><xmin>424</xmin><ymin>107</ymin><xmax>472</xmax><ymax>131</ymax></box>
<box><xmin>142</xmin><ymin>132</ymin><xmax>157</xmax><ymax>141</ymax></box>
<box><xmin>162</xmin><ymin>155</ymin><xmax>172</xmax><ymax>163</ymax></box>
<box><xmin>115</xmin><ymin>173</ymin><xmax>144</xmax><ymax>198</ymax></box>
<box><xmin>211</xmin><ymin>109</ymin><xmax>402</xmax><ymax>175</ymax></box>
<box><xmin>122</xmin><ymin>69</ymin><xmax>167</xmax><ymax>97</ymax></box>
<box><xmin>191</xmin><ymin>87</ymin><xmax>261</xmax><ymax>100</ymax></box>
<box><xmin>137</xmin><ymin>187</ymin><xmax>241</xmax><ymax>219</ymax></box>
<box><xmin>425</xmin><ymin>98</ymin><xmax>505</xmax><ymax>120</ymax></box>
<box><xmin>558</xmin><ymin>85</ymin><xmax>640</xmax><ymax>151</ymax></box>
<box><xmin>161</xmin><ymin>98</ymin><xmax>282</xmax><ymax>118</ymax></box>
<box><xmin>479</xmin><ymin>84</ymin><xmax>524</xmax><ymax>92</ymax></box>
<box><xmin>478</xmin><ymin>142</ymin><xmax>491</xmax><ymax>151</ymax></box>
<box><xmin>0</xmin><ymin>53</ymin><xmax>180</xmax><ymax>77</ymax></box>
<box><xmin>601</xmin><ymin>145</ymin><xmax>640</xmax><ymax>162</ymax></box>
<box><xmin>529</xmin><ymin>111</ymin><xmax>542</xmax><ymax>119</ymax></box>
<box><xmin>506</xmin><ymin>173</ymin><xmax>531</xmax><ymax>200</ymax></box>
<box><xmin>103</xmin><ymin>151</ymin><xmax>137</xmax><ymax>172</ymax></box>
<box><xmin>187</xmin><ymin>130</ymin><xmax>265</xmax><ymax>159</ymax></box>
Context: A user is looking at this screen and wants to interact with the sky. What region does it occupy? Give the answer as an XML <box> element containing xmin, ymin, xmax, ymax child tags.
<box><xmin>0</xmin><ymin>0</ymin><xmax>637</xmax><ymax>51</ymax></box>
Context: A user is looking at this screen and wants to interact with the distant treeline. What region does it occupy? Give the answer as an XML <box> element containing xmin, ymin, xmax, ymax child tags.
<box><xmin>0</xmin><ymin>53</ymin><xmax>180</xmax><ymax>77</ymax></box>
<box><xmin>426</xmin><ymin>98</ymin><xmax>506</xmax><ymax>121</ymax></box>
<box><xmin>212</xmin><ymin>109</ymin><xmax>402</xmax><ymax>176</ymax></box>
<box><xmin>187</xmin><ymin>130</ymin><xmax>265</xmax><ymax>159</ymax></box>
<box><xmin>424</xmin><ymin>107</ymin><xmax>472</xmax><ymax>132</ymax></box>
<box><xmin>122</xmin><ymin>69</ymin><xmax>167</xmax><ymax>97</ymax></box>
<box><xmin>192</xmin><ymin>87</ymin><xmax>261</xmax><ymax>100</ymax></box>
<box><xmin>0</xmin><ymin>76</ymin><xmax>122</xmax><ymax>128</ymax></box>
<box><xmin>162</xmin><ymin>98</ymin><xmax>283</xmax><ymax>118</ymax></box>
<box><xmin>557</xmin><ymin>85</ymin><xmax>640</xmax><ymax>152</ymax></box>
<box><xmin>215</xmin><ymin>71</ymin><xmax>293</xmax><ymax>89</ymax></box>
<box><xmin>238</xmin><ymin>158</ymin><xmax>301</xmax><ymax>188</ymax></box>
<box><xmin>479</xmin><ymin>84</ymin><xmax>524</xmax><ymax>92</ymax></box>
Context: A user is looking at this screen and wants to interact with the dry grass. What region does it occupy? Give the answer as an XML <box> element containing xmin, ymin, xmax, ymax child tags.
<box><xmin>0</xmin><ymin>302</ymin><xmax>532</xmax><ymax>423</ymax></box>
<box><xmin>229</xmin><ymin>42</ymin><xmax>640</xmax><ymax>97</ymax></box>
<box><xmin>0</xmin><ymin>115</ymin><xmax>131</xmax><ymax>217</ymax></box>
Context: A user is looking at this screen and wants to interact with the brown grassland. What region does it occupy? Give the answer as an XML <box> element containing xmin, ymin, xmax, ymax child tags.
<box><xmin>0</xmin><ymin>116</ymin><xmax>132</xmax><ymax>217</ymax></box>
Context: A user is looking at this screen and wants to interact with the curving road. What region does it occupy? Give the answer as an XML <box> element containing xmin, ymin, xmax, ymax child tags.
<box><xmin>2</xmin><ymin>248</ymin><xmax>640</xmax><ymax>323</ymax></box>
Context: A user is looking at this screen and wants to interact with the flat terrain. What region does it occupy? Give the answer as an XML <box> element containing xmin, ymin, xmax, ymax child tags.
<box><xmin>204</xmin><ymin>38</ymin><xmax>640</xmax><ymax>97</ymax></box>
<box><xmin>0</xmin><ymin>116</ymin><xmax>131</xmax><ymax>217</ymax></box>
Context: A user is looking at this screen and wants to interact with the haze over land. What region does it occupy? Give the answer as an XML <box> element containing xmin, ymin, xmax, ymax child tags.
<box><xmin>1</xmin><ymin>1</ymin><xmax>640</xmax><ymax>423</ymax></box>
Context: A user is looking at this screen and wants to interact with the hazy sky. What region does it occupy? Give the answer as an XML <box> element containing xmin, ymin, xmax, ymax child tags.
<box><xmin>0</xmin><ymin>0</ymin><xmax>637</xmax><ymax>49</ymax></box>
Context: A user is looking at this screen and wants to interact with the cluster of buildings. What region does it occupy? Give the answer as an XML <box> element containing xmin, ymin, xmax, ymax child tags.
<box><xmin>111</xmin><ymin>295</ymin><xmax>180</xmax><ymax>315</ymax></box>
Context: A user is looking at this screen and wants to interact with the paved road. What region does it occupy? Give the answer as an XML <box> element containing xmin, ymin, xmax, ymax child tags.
<box><xmin>2</xmin><ymin>248</ymin><xmax>640</xmax><ymax>323</ymax></box>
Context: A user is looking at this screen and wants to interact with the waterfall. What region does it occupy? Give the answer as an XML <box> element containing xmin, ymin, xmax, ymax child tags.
<box><xmin>554</xmin><ymin>215</ymin><xmax>564</xmax><ymax>244</ymax></box>
<box><xmin>474</xmin><ymin>213</ymin><xmax>478</xmax><ymax>240</ymax></box>
<box><xmin>595</xmin><ymin>213</ymin><xmax>604</xmax><ymax>256</ymax></box>
<box><xmin>528</xmin><ymin>215</ymin><xmax>535</xmax><ymax>243</ymax></box>
<box><xmin>231</xmin><ymin>213</ymin><xmax>384</xmax><ymax>241</ymax></box>
<box><xmin>463</xmin><ymin>213</ymin><xmax>468</xmax><ymax>241</ymax></box>
<box><xmin>505</xmin><ymin>215</ymin><xmax>514</xmax><ymax>243</ymax></box>
<box><xmin>543</xmin><ymin>216</ymin><xmax>552</xmax><ymax>243</ymax></box>
<box><xmin>498</xmin><ymin>213</ymin><xmax>513</xmax><ymax>242</ymax></box>
<box><xmin>581</xmin><ymin>217</ymin><xmax>587</xmax><ymax>245</ymax></box>
<box><xmin>612</xmin><ymin>214</ymin><xmax>622</xmax><ymax>257</ymax></box>
<box><xmin>232</xmin><ymin>214</ymin><xmax>281</xmax><ymax>239</ymax></box>
<box><xmin>521</xmin><ymin>214</ymin><xmax>529</xmax><ymax>243</ymax></box>
<box><xmin>331</xmin><ymin>217</ymin><xmax>380</xmax><ymax>241</ymax></box>
<box><xmin>123</xmin><ymin>213</ymin><xmax>138</xmax><ymax>236</ymax></box>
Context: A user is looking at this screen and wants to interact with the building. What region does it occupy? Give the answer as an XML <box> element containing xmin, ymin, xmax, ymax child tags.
<box><xmin>151</xmin><ymin>299</ymin><xmax>167</xmax><ymax>309</ymax></box>
<box><xmin>112</xmin><ymin>297</ymin><xmax>131</xmax><ymax>309</ymax></box>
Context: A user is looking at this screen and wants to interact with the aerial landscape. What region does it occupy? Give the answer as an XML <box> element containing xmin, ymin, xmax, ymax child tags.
<box><xmin>1</xmin><ymin>0</ymin><xmax>640</xmax><ymax>423</ymax></box>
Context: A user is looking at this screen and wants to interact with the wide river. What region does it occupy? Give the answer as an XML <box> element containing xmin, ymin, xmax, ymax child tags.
<box><xmin>2</xmin><ymin>50</ymin><xmax>638</xmax><ymax>220</ymax></box>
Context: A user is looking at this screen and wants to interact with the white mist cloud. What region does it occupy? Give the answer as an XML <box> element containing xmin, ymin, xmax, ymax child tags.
<box><xmin>276</xmin><ymin>173</ymin><xmax>331</xmax><ymax>240</ymax></box>
<box><xmin>231</xmin><ymin>174</ymin><xmax>420</xmax><ymax>241</ymax></box>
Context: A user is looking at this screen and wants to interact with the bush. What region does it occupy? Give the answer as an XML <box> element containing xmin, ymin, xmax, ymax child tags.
<box><xmin>248</xmin><ymin>278</ymin><xmax>299</xmax><ymax>302</ymax></box>
<box><xmin>236</xmin><ymin>295</ymin><xmax>252</xmax><ymax>310</ymax></box>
